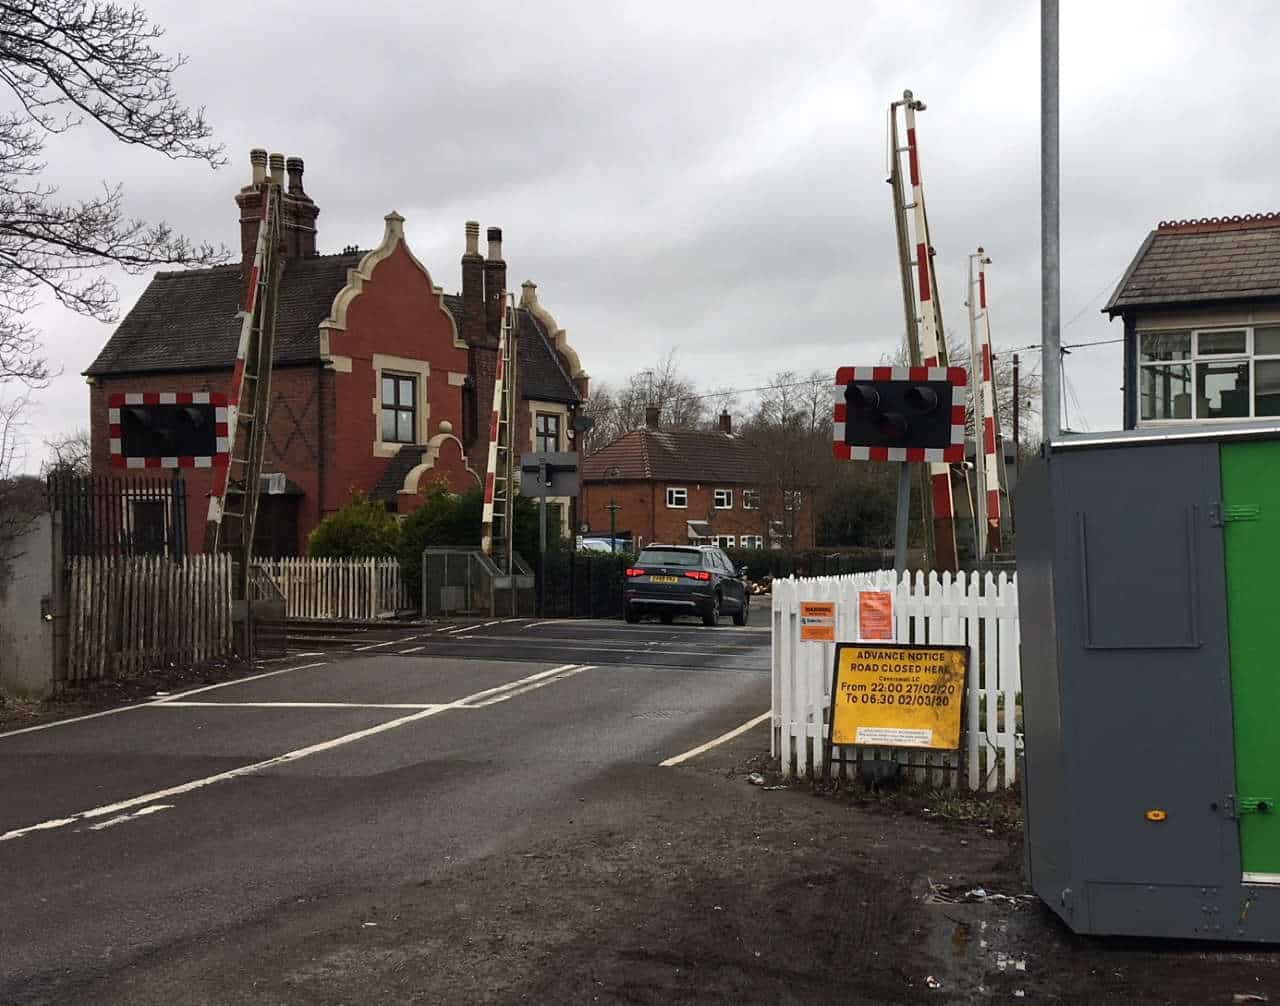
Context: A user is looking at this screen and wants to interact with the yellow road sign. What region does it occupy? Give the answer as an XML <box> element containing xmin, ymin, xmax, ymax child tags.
<box><xmin>828</xmin><ymin>643</ymin><xmax>968</xmax><ymax>751</ymax></box>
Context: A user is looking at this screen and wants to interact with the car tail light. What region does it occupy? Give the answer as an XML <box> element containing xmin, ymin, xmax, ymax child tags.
<box><xmin>684</xmin><ymin>570</ymin><xmax>712</xmax><ymax>581</ymax></box>
<box><xmin>625</xmin><ymin>568</ymin><xmax>646</xmax><ymax>577</ymax></box>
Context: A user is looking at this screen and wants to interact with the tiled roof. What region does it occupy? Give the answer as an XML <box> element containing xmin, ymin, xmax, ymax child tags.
<box><xmin>371</xmin><ymin>444</ymin><xmax>425</xmax><ymax>502</ymax></box>
<box><xmin>582</xmin><ymin>428</ymin><xmax>768</xmax><ymax>484</ymax></box>
<box><xmin>87</xmin><ymin>263</ymin><xmax>580</xmax><ymax>409</ymax></box>
<box><xmin>1105</xmin><ymin>215</ymin><xmax>1280</xmax><ymax>313</ymax></box>
<box><xmin>85</xmin><ymin>253</ymin><xmax>362</xmax><ymax>375</ymax></box>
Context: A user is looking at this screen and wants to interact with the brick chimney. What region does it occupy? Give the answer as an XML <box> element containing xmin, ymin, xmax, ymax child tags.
<box><xmin>460</xmin><ymin>221</ymin><xmax>485</xmax><ymax>347</ymax></box>
<box><xmin>718</xmin><ymin>411</ymin><xmax>732</xmax><ymax>434</ymax></box>
<box><xmin>484</xmin><ymin>226</ymin><xmax>506</xmax><ymax>348</ymax></box>
<box><xmin>645</xmin><ymin>405</ymin><xmax>660</xmax><ymax>429</ymax></box>
<box><xmin>234</xmin><ymin>148</ymin><xmax>320</xmax><ymax>294</ymax></box>
<box><xmin>282</xmin><ymin>156</ymin><xmax>318</xmax><ymax>258</ymax></box>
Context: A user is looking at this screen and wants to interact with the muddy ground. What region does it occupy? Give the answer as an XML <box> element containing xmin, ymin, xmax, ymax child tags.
<box><xmin>73</xmin><ymin>729</ymin><xmax>1280</xmax><ymax>1005</ymax></box>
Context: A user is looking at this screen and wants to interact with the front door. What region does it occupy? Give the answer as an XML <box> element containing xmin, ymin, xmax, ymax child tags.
<box><xmin>1221</xmin><ymin>440</ymin><xmax>1280</xmax><ymax>879</ymax></box>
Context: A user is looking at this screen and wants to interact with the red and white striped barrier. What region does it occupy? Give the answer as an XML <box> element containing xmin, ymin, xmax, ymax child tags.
<box><xmin>479</xmin><ymin>305</ymin><xmax>510</xmax><ymax>555</ymax></box>
<box><xmin>977</xmin><ymin>258</ymin><xmax>1002</xmax><ymax>551</ymax></box>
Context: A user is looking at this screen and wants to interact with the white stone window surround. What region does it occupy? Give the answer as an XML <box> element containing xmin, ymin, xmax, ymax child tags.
<box><xmin>372</xmin><ymin>353</ymin><xmax>430</xmax><ymax>458</ymax></box>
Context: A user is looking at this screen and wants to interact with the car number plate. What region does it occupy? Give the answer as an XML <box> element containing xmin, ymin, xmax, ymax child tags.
<box><xmin>650</xmin><ymin>575</ymin><xmax>680</xmax><ymax>584</ymax></box>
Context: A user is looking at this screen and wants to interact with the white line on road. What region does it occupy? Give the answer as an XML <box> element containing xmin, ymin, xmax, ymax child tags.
<box><xmin>0</xmin><ymin>661</ymin><xmax>330</xmax><ymax>739</ymax></box>
<box><xmin>0</xmin><ymin>664</ymin><xmax>586</xmax><ymax>843</ymax></box>
<box><xmin>446</xmin><ymin>624</ymin><xmax>483</xmax><ymax>634</ymax></box>
<box><xmin>86</xmin><ymin>804</ymin><xmax>173</xmax><ymax>832</ymax></box>
<box><xmin>465</xmin><ymin>665</ymin><xmax>594</xmax><ymax>707</ymax></box>
<box><xmin>353</xmin><ymin>639</ymin><xmax>400</xmax><ymax>651</ymax></box>
<box><xmin>659</xmin><ymin>711</ymin><xmax>772</xmax><ymax>767</ymax></box>
<box><xmin>151</xmin><ymin>701</ymin><xmax>470</xmax><ymax>711</ymax></box>
<box><xmin>399</xmin><ymin>646</ymin><xmax>425</xmax><ymax>654</ymax></box>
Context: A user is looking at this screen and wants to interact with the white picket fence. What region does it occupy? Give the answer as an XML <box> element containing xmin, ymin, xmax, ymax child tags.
<box><xmin>256</xmin><ymin>557</ymin><xmax>411</xmax><ymax>620</ymax></box>
<box><xmin>772</xmin><ymin>570</ymin><xmax>1021</xmax><ymax>790</ymax></box>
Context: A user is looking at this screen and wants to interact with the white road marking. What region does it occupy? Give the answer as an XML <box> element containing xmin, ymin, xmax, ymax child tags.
<box><xmin>446</xmin><ymin>624</ymin><xmax>483</xmax><ymax>634</ymax></box>
<box><xmin>481</xmin><ymin>620</ymin><xmax>503</xmax><ymax>628</ymax></box>
<box><xmin>353</xmin><ymin>639</ymin><xmax>399</xmax><ymax>651</ymax></box>
<box><xmin>465</xmin><ymin>665</ymin><xmax>594</xmax><ymax>707</ymax></box>
<box><xmin>659</xmin><ymin>711</ymin><xmax>772</xmax><ymax>767</ymax></box>
<box><xmin>0</xmin><ymin>661</ymin><xmax>329</xmax><ymax>739</ymax></box>
<box><xmin>398</xmin><ymin>645</ymin><xmax>425</xmax><ymax>654</ymax></box>
<box><xmin>152</xmin><ymin>701</ymin><xmax>470</xmax><ymax>711</ymax></box>
<box><xmin>0</xmin><ymin>664</ymin><xmax>586</xmax><ymax>843</ymax></box>
<box><xmin>404</xmin><ymin>635</ymin><xmax>759</xmax><ymax>659</ymax></box>
<box><xmin>87</xmin><ymin>804</ymin><xmax>173</xmax><ymax>831</ymax></box>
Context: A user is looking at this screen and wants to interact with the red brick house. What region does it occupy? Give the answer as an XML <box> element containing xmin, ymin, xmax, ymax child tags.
<box><xmin>580</xmin><ymin>408</ymin><xmax>817</xmax><ymax>551</ymax></box>
<box><xmin>85</xmin><ymin>149</ymin><xmax>588</xmax><ymax>555</ymax></box>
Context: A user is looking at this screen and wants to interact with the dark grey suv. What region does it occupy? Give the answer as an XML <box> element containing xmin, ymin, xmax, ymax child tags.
<box><xmin>623</xmin><ymin>545</ymin><xmax>749</xmax><ymax>626</ymax></box>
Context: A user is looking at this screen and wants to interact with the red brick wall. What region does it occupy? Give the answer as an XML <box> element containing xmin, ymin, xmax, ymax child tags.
<box><xmin>89</xmin><ymin>364</ymin><xmax>326</xmax><ymax>555</ymax></box>
<box><xmin>325</xmin><ymin>242</ymin><xmax>471</xmax><ymax>499</ymax></box>
<box><xmin>580</xmin><ymin>481</ymin><xmax>815</xmax><ymax>550</ymax></box>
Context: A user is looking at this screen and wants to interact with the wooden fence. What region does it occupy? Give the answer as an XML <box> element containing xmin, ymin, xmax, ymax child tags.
<box><xmin>256</xmin><ymin>557</ymin><xmax>411</xmax><ymax>620</ymax></box>
<box><xmin>772</xmin><ymin>569</ymin><xmax>1021</xmax><ymax>790</ymax></box>
<box><xmin>65</xmin><ymin>554</ymin><xmax>233</xmax><ymax>682</ymax></box>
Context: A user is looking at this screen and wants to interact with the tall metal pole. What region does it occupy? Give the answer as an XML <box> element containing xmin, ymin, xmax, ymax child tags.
<box><xmin>1041</xmin><ymin>0</ymin><xmax>1061</xmax><ymax>444</ymax></box>
<box><xmin>894</xmin><ymin>462</ymin><xmax>912</xmax><ymax>575</ymax></box>
<box><xmin>1013</xmin><ymin>353</ymin><xmax>1022</xmax><ymax>470</ymax></box>
<box><xmin>968</xmin><ymin>252</ymin><xmax>987</xmax><ymax>560</ymax></box>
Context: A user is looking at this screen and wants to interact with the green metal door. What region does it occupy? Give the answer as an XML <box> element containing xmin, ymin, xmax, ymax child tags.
<box><xmin>1221</xmin><ymin>440</ymin><xmax>1280</xmax><ymax>878</ymax></box>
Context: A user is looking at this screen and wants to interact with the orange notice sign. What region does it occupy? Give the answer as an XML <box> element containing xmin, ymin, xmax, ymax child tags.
<box><xmin>858</xmin><ymin>590</ymin><xmax>894</xmax><ymax>642</ymax></box>
<box><xmin>800</xmin><ymin>601</ymin><xmax>836</xmax><ymax>642</ymax></box>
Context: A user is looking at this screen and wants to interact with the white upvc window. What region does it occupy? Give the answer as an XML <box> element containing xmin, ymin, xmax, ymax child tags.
<box><xmin>666</xmin><ymin>487</ymin><xmax>687</xmax><ymax>508</ymax></box>
<box><xmin>713</xmin><ymin>534</ymin><xmax>735</xmax><ymax>548</ymax></box>
<box><xmin>713</xmin><ymin>488</ymin><xmax>733</xmax><ymax>509</ymax></box>
<box><xmin>1138</xmin><ymin>325</ymin><xmax>1280</xmax><ymax>423</ymax></box>
<box><xmin>742</xmin><ymin>489</ymin><xmax>760</xmax><ymax>510</ymax></box>
<box><xmin>741</xmin><ymin>534</ymin><xmax>764</xmax><ymax>549</ymax></box>
<box><xmin>783</xmin><ymin>490</ymin><xmax>802</xmax><ymax>511</ymax></box>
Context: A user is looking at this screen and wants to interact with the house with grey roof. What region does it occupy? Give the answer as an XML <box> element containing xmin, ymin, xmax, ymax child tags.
<box><xmin>1106</xmin><ymin>214</ymin><xmax>1280</xmax><ymax>429</ymax></box>
<box><xmin>85</xmin><ymin>149</ymin><xmax>589</xmax><ymax>555</ymax></box>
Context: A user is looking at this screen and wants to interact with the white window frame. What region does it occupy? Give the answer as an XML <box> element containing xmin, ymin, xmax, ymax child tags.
<box><xmin>713</xmin><ymin>488</ymin><xmax>733</xmax><ymax>510</ymax></box>
<box><xmin>1137</xmin><ymin>324</ymin><xmax>1280</xmax><ymax>425</ymax></box>
<box><xmin>742</xmin><ymin>535</ymin><xmax>764</xmax><ymax>550</ymax></box>
<box><xmin>666</xmin><ymin>487</ymin><xmax>687</xmax><ymax>509</ymax></box>
<box><xmin>713</xmin><ymin>534</ymin><xmax>735</xmax><ymax>548</ymax></box>
<box><xmin>742</xmin><ymin>489</ymin><xmax>759</xmax><ymax>510</ymax></box>
<box><xmin>783</xmin><ymin>490</ymin><xmax>802</xmax><ymax>511</ymax></box>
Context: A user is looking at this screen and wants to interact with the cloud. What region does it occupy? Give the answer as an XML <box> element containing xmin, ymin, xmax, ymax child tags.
<box><xmin>12</xmin><ymin>0</ymin><xmax>1280</xmax><ymax>466</ymax></box>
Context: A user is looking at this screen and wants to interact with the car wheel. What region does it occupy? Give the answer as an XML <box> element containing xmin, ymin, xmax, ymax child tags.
<box><xmin>624</xmin><ymin>605</ymin><xmax>640</xmax><ymax>624</ymax></box>
<box><xmin>702</xmin><ymin>594</ymin><xmax>720</xmax><ymax>627</ymax></box>
<box><xmin>659</xmin><ymin>612</ymin><xmax>674</xmax><ymax>625</ymax></box>
<box><xmin>732</xmin><ymin>597</ymin><xmax>749</xmax><ymax>626</ymax></box>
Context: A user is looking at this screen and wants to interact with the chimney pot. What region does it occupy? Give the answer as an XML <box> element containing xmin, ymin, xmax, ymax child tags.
<box><xmin>250</xmin><ymin>148</ymin><xmax>268</xmax><ymax>186</ymax></box>
<box><xmin>645</xmin><ymin>405</ymin><xmax>660</xmax><ymax>430</ymax></box>
<box><xmin>268</xmin><ymin>152</ymin><xmax>284</xmax><ymax>186</ymax></box>
<box><xmin>285</xmin><ymin>156</ymin><xmax>304</xmax><ymax>194</ymax></box>
<box><xmin>464</xmin><ymin>220</ymin><xmax>480</xmax><ymax>257</ymax></box>
<box><xmin>719</xmin><ymin>411</ymin><xmax>732</xmax><ymax>434</ymax></box>
<box><xmin>487</xmin><ymin>226</ymin><xmax>503</xmax><ymax>260</ymax></box>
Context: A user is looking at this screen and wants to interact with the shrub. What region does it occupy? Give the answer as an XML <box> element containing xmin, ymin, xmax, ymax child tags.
<box><xmin>307</xmin><ymin>495</ymin><xmax>401</xmax><ymax>558</ymax></box>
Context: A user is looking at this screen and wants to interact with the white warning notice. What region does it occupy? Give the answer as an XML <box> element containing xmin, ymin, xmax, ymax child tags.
<box><xmin>854</xmin><ymin>726</ymin><xmax>934</xmax><ymax>746</ymax></box>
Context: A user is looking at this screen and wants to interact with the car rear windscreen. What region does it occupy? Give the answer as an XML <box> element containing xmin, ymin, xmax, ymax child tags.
<box><xmin>637</xmin><ymin>549</ymin><xmax>702</xmax><ymax>567</ymax></box>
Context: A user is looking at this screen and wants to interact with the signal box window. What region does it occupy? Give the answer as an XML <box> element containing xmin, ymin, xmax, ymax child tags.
<box><xmin>381</xmin><ymin>375</ymin><xmax>417</xmax><ymax>444</ymax></box>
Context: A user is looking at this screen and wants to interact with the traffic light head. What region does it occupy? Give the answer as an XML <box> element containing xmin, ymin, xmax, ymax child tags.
<box><xmin>833</xmin><ymin>365</ymin><xmax>966</xmax><ymax>462</ymax></box>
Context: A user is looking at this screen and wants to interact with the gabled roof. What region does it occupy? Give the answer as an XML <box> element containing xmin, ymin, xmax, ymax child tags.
<box><xmin>86</xmin><ymin>261</ymin><xmax>580</xmax><ymax>405</ymax></box>
<box><xmin>582</xmin><ymin>428</ymin><xmax>768</xmax><ymax>484</ymax></box>
<box><xmin>85</xmin><ymin>253</ymin><xmax>362</xmax><ymax>375</ymax></box>
<box><xmin>1105</xmin><ymin>214</ymin><xmax>1280</xmax><ymax>315</ymax></box>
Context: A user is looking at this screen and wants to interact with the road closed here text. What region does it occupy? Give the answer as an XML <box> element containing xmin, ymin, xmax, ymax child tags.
<box><xmin>829</xmin><ymin>644</ymin><xmax>967</xmax><ymax>751</ymax></box>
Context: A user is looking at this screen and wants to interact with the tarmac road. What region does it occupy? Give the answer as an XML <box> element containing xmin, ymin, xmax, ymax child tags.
<box><xmin>0</xmin><ymin>618</ymin><xmax>770</xmax><ymax>1004</ymax></box>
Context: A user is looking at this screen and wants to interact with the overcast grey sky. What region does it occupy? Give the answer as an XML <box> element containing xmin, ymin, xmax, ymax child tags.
<box><xmin>11</xmin><ymin>0</ymin><xmax>1280</xmax><ymax>469</ymax></box>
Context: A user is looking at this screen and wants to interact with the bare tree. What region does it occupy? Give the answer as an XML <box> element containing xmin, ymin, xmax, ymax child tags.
<box><xmin>41</xmin><ymin>425</ymin><xmax>87</xmax><ymax>476</ymax></box>
<box><xmin>741</xmin><ymin>370</ymin><xmax>833</xmax><ymax>547</ymax></box>
<box><xmin>580</xmin><ymin>351</ymin><xmax>706</xmax><ymax>454</ymax></box>
<box><xmin>0</xmin><ymin>1</ymin><xmax>225</xmax><ymax>388</ymax></box>
<box><xmin>0</xmin><ymin>392</ymin><xmax>41</xmax><ymax>565</ymax></box>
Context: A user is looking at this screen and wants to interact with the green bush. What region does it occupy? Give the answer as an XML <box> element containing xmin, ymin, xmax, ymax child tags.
<box><xmin>307</xmin><ymin>495</ymin><xmax>401</xmax><ymax>558</ymax></box>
